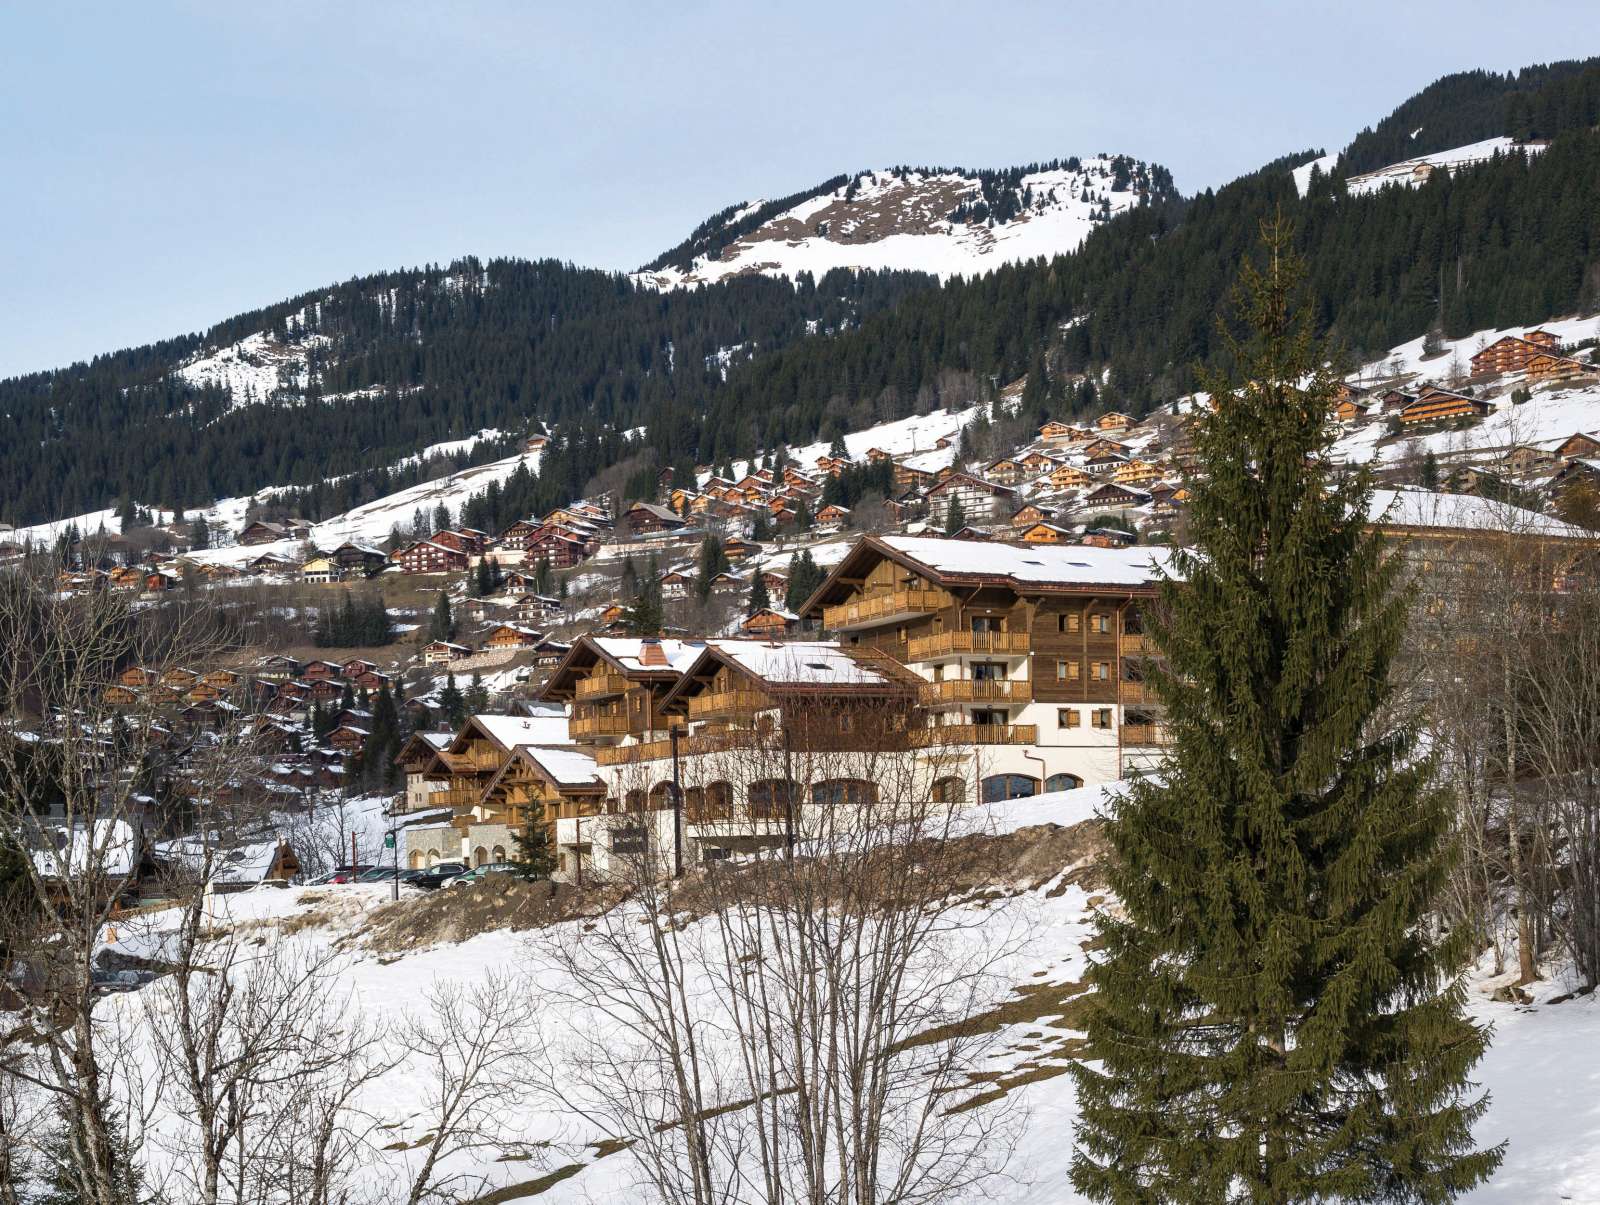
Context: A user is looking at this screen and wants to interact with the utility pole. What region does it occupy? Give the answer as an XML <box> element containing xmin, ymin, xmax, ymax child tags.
<box><xmin>670</xmin><ymin>726</ymin><xmax>684</xmax><ymax>878</ymax></box>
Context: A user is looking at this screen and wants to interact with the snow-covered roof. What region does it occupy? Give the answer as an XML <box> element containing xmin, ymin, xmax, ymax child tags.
<box><xmin>589</xmin><ymin>638</ymin><xmax>708</xmax><ymax>674</ymax></box>
<box><xmin>516</xmin><ymin>744</ymin><xmax>601</xmax><ymax>787</ymax></box>
<box><xmin>472</xmin><ymin>713</ymin><xmax>572</xmax><ymax>748</ymax></box>
<box><xmin>707</xmin><ymin>639</ymin><xmax>906</xmax><ymax>687</ymax></box>
<box><xmin>1367</xmin><ymin>488</ymin><xmax>1594</xmax><ymax>540</ymax></box>
<box><xmin>877</xmin><ymin>535</ymin><xmax>1172</xmax><ymax>587</ymax></box>
<box><xmin>33</xmin><ymin>819</ymin><xmax>139</xmax><ymax>879</ymax></box>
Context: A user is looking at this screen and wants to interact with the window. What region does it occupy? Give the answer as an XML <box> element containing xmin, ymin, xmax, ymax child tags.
<box><xmin>932</xmin><ymin>776</ymin><xmax>966</xmax><ymax>804</ymax></box>
<box><xmin>1045</xmin><ymin>773</ymin><xmax>1083</xmax><ymax>792</ymax></box>
<box><xmin>1091</xmin><ymin>708</ymin><xmax>1114</xmax><ymax>729</ymax></box>
<box><xmin>982</xmin><ymin>774</ymin><xmax>1039</xmax><ymax>803</ymax></box>
<box><xmin>492</xmin><ymin>845</ymin><xmax>507</xmax><ymax>863</ymax></box>
<box><xmin>1092</xmin><ymin>613</ymin><xmax>1111</xmax><ymax>634</ymax></box>
<box><xmin>971</xmin><ymin>615</ymin><xmax>1001</xmax><ymax>634</ymax></box>
<box><xmin>749</xmin><ymin>779</ymin><xmax>798</xmax><ymax>819</ymax></box>
<box><xmin>1057</xmin><ymin>708</ymin><xmax>1080</xmax><ymax>729</ymax></box>
<box><xmin>611</xmin><ymin>823</ymin><xmax>648</xmax><ymax>855</ymax></box>
<box><xmin>1057</xmin><ymin>660</ymin><xmax>1080</xmax><ymax>681</ymax></box>
<box><xmin>811</xmin><ymin>778</ymin><xmax>877</xmax><ymax>807</ymax></box>
<box><xmin>897</xmin><ymin>625</ymin><xmax>908</xmax><ymax>643</ymax></box>
<box><xmin>1093</xmin><ymin>661</ymin><xmax>1111</xmax><ymax>681</ymax></box>
<box><xmin>1064</xmin><ymin>613</ymin><xmax>1081</xmax><ymax>633</ymax></box>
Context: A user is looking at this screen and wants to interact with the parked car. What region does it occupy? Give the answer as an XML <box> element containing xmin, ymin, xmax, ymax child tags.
<box><xmin>357</xmin><ymin>866</ymin><xmax>401</xmax><ymax>883</ymax></box>
<box><xmin>448</xmin><ymin>863</ymin><xmax>520</xmax><ymax>887</ymax></box>
<box><xmin>90</xmin><ymin>969</ymin><xmax>159</xmax><ymax>995</ymax></box>
<box><xmin>307</xmin><ymin>864</ymin><xmax>375</xmax><ymax>886</ymax></box>
<box><xmin>411</xmin><ymin>862</ymin><xmax>468</xmax><ymax>890</ymax></box>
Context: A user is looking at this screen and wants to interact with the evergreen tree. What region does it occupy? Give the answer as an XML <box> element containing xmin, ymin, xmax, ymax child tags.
<box><xmin>189</xmin><ymin>515</ymin><xmax>210</xmax><ymax>550</ymax></box>
<box><xmin>35</xmin><ymin>1099</ymin><xmax>145</xmax><ymax>1205</ymax></box>
<box><xmin>473</xmin><ymin>556</ymin><xmax>493</xmax><ymax>597</ymax></box>
<box><xmin>620</xmin><ymin>555</ymin><xmax>639</xmax><ymax>600</ymax></box>
<box><xmin>696</xmin><ymin>533</ymin><xmax>729</xmax><ymax>602</ymax></box>
<box><xmin>748</xmin><ymin>571</ymin><xmax>770</xmax><ymax>615</ymax></box>
<box><xmin>510</xmin><ymin>807</ymin><xmax>558</xmax><ymax>879</ymax></box>
<box><xmin>464</xmin><ymin>672</ymin><xmax>489</xmax><ymax>714</ymax></box>
<box><xmin>783</xmin><ymin>550</ymin><xmax>826</xmax><ymax>613</ymax></box>
<box><xmin>1069</xmin><ymin>221</ymin><xmax>1501</xmax><ymax>1201</ymax></box>
<box><xmin>943</xmin><ymin>496</ymin><xmax>966</xmax><ymax>535</ymax></box>
<box><xmin>439</xmin><ymin>672</ymin><xmax>467</xmax><ymax>730</ymax></box>
<box><xmin>1421</xmin><ymin>449</ymin><xmax>1441</xmax><ymax>489</ymax></box>
<box><xmin>627</xmin><ymin>555</ymin><xmax>665</xmax><ymax>636</ymax></box>
<box><xmin>429</xmin><ymin>590</ymin><xmax>455</xmax><ymax>642</ymax></box>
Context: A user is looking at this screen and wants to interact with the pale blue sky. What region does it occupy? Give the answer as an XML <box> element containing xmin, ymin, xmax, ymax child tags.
<box><xmin>1</xmin><ymin>1</ymin><xmax>1588</xmax><ymax>377</ymax></box>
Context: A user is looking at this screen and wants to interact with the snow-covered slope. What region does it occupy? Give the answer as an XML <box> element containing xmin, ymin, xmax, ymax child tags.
<box><xmin>95</xmin><ymin>785</ymin><xmax>1600</xmax><ymax>1204</ymax></box>
<box><xmin>1293</xmin><ymin>137</ymin><xmax>1547</xmax><ymax>198</ymax></box>
<box><xmin>638</xmin><ymin>158</ymin><xmax>1165</xmax><ymax>289</ymax></box>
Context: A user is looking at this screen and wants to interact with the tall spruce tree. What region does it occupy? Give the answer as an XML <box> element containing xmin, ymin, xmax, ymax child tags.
<box><xmin>1070</xmin><ymin>219</ymin><xmax>1502</xmax><ymax>1203</ymax></box>
<box><xmin>429</xmin><ymin>590</ymin><xmax>455</xmax><ymax>642</ymax></box>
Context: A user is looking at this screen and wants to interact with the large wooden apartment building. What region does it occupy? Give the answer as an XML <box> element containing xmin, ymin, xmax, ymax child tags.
<box><xmin>800</xmin><ymin>534</ymin><xmax>1172</xmax><ymax>792</ymax></box>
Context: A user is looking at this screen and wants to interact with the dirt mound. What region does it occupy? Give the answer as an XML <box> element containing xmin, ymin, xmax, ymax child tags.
<box><xmin>362</xmin><ymin>878</ymin><xmax>624</xmax><ymax>954</ymax></box>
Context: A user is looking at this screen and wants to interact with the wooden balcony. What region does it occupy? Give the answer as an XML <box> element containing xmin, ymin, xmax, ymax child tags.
<box><xmin>919</xmin><ymin>679</ymin><xmax>1032</xmax><ymax>707</ymax></box>
<box><xmin>907</xmin><ymin>631</ymin><xmax>1030</xmax><ymax>661</ymax></box>
<box><xmin>572</xmin><ymin>713</ymin><xmax>632</xmax><ymax>739</ymax></box>
<box><xmin>431</xmin><ymin>786</ymin><xmax>481</xmax><ymax>808</ymax></box>
<box><xmin>687</xmin><ymin>690</ymin><xmax>773</xmax><ymax>721</ymax></box>
<box><xmin>822</xmin><ymin>588</ymin><xmax>945</xmax><ymax>631</ymax></box>
<box><xmin>1121</xmin><ymin>723</ymin><xmax>1167</xmax><ymax>747</ymax></box>
<box><xmin>576</xmin><ymin>673</ymin><xmax>631</xmax><ymax>701</ymax></box>
<box><xmin>1118</xmin><ymin>679</ymin><xmax>1153</xmax><ymax>705</ymax></box>
<box><xmin>910</xmin><ymin>723</ymin><xmax>1038</xmax><ymax>748</ymax></box>
<box><xmin>1120</xmin><ymin>633</ymin><xmax>1149</xmax><ymax>656</ymax></box>
<box><xmin>437</xmin><ymin>747</ymin><xmax>500</xmax><ymax>773</ymax></box>
<box><xmin>595</xmin><ymin>731</ymin><xmax>743</xmax><ymax>767</ymax></box>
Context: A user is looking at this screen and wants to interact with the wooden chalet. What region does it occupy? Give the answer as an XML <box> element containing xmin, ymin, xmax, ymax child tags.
<box><xmin>626</xmin><ymin>502</ymin><xmax>688</xmax><ymax>536</ymax></box>
<box><xmin>540</xmin><ymin>636</ymin><xmax>703</xmax><ymax>756</ymax></box>
<box><xmin>397</xmin><ymin>540</ymin><xmax>469</xmax><ymax>574</ymax></box>
<box><xmin>1526</xmin><ymin>351</ymin><xmax>1588</xmax><ymax>385</ymax></box>
<box><xmin>484</xmin><ymin>623</ymin><xmax>543</xmax><ymax>650</ymax></box>
<box><xmin>1556</xmin><ymin>432</ymin><xmax>1600</xmax><ymax>460</ymax></box>
<box><xmin>1397</xmin><ymin>388</ymin><xmax>1495</xmax><ymax>426</ymax></box>
<box><xmin>740</xmin><ymin>607</ymin><xmax>798</xmax><ymax>638</ymax></box>
<box><xmin>1469</xmin><ymin>330</ymin><xmax>1562</xmax><ymax>377</ymax></box>
<box><xmin>1096</xmin><ymin>411</ymin><xmax>1134</xmax><ymax>432</ymax></box>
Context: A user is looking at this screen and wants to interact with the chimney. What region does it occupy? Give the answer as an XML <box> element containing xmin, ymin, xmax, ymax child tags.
<box><xmin>640</xmin><ymin>638</ymin><xmax>668</xmax><ymax>668</ymax></box>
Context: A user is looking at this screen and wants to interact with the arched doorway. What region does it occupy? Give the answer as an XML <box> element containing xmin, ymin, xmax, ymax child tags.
<box><xmin>473</xmin><ymin>845</ymin><xmax>488</xmax><ymax>866</ymax></box>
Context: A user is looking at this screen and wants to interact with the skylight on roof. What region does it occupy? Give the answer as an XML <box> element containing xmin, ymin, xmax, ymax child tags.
<box><xmin>806</xmin><ymin>662</ymin><xmax>831</xmax><ymax>672</ymax></box>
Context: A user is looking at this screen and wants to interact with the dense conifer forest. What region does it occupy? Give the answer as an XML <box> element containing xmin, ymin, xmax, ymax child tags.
<box><xmin>3</xmin><ymin>59</ymin><xmax>1598</xmax><ymax>529</ymax></box>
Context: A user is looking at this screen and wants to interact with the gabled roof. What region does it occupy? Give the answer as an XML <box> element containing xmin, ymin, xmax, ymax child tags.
<box><xmin>801</xmin><ymin>534</ymin><xmax>1172</xmax><ymax>617</ymax></box>
<box><xmin>658</xmin><ymin>640</ymin><xmax>922</xmax><ymax>712</ymax></box>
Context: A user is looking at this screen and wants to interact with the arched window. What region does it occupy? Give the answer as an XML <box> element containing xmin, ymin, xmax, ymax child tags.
<box><xmin>932</xmin><ymin>776</ymin><xmax>966</xmax><ymax>805</ymax></box>
<box><xmin>811</xmin><ymin>778</ymin><xmax>876</xmax><ymax>807</ymax></box>
<box><xmin>624</xmin><ymin>788</ymin><xmax>645</xmax><ymax>813</ymax></box>
<box><xmin>698</xmin><ymin>780</ymin><xmax>733</xmax><ymax>821</ymax></box>
<box><xmin>492</xmin><ymin>845</ymin><xmax>507</xmax><ymax>863</ymax></box>
<box><xmin>409</xmin><ymin>851</ymin><xmax>424</xmax><ymax>869</ymax></box>
<box><xmin>473</xmin><ymin>845</ymin><xmax>488</xmax><ymax>866</ymax></box>
<box><xmin>426</xmin><ymin>848</ymin><xmax>441</xmax><ymax>866</ymax></box>
<box><xmin>1044</xmin><ymin>773</ymin><xmax>1084</xmax><ymax>793</ymax></box>
<box><xmin>649</xmin><ymin>781</ymin><xmax>675</xmax><ymax>809</ymax></box>
<box><xmin>749</xmin><ymin>779</ymin><xmax>798</xmax><ymax>819</ymax></box>
<box><xmin>981</xmin><ymin>774</ymin><xmax>1039</xmax><ymax>803</ymax></box>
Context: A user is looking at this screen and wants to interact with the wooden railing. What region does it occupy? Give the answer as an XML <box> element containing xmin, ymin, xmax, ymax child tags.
<box><xmin>688</xmin><ymin>690</ymin><xmax>773</xmax><ymax>720</ymax></box>
<box><xmin>1119</xmin><ymin>633</ymin><xmax>1148</xmax><ymax>655</ymax></box>
<box><xmin>576</xmin><ymin>673</ymin><xmax>631</xmax><ymax>700</ymax></box>
<box><xmin>1121</xmin><ymin>723</ymin><xmax>1166</xmax><ymax>747</ymax></box>
<box><xmin>431</xmin><ymin>786</ymin><xmax>481</xmax><ymax>808</ymax></box>
<box><xmin>1118</xmin><ymin>679</ymin><xmax>1152</xmax><ymax>705</ymax></box>
<box><xmin>909</xmin><ymin>723</ymin><xmax>1038</xmax><ymax>748</ymax></box>
<box><xmin>907</xmin><ymin>631</ymin><xmax>1030</xmax><ymax>661</ymax></box>
<box><xmin>595</xmin><ymin>731</ymin><xmax>744</xmax><ymax>767</ymax></box>
<box><xmin>822</xmin><ymin>589</ymin><xmax>944</xmax><ymax>630</ymax></box>
<box><xmin>572</xmin><ymin>713</ymin><xmax>632</xmax><ymax>739</ymax></box>
<box><xmin>919</xmin><ymin>679</ymin><xmax>1032</xmax><ymax>706</ymax></box>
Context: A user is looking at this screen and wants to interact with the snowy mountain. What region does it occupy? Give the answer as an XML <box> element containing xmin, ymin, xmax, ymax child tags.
<box><xmin>636</xmin><ymin>156</ymin><xmax>1175</xmax><ymax>288</ymax></box>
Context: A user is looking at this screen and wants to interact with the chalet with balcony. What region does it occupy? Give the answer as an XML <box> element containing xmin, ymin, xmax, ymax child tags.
<box><xmin>1397</xmin><ymin>388</ymin><xmax>1495</xmax><ymax>426</ymax></box>
<box><xmin>1469</xmin><ymin>330</ymin><xmax>1561</xmax><ymax>377</ymax></box>
<box><xmin>397</xmin><ymin>540</ymin><xmax>469</xmax><ymax>574</ymax></box>
<box><xmin>740</xmin><ymin>607</ymin><xmax>797</xmax><ymax>638</ymax></box>
<box><xmin>800</xmin><ymin>534</ymin><xmax>1174</xmax><ymax>792</ymax></box>
<box><xmin>422</xmin><ymin>640</ymin><xmax>471</xmax><ymax>666</ymax></box>
<box><xmin>1526</xmin><ymin>351</ymin><xmax>1588</xmax><ymax>385</ymax></box>
<box><xmin>1557</xmin><ymin>432</ymin><xmax>1600</xmax><ymax>460</ymax></box>
<box><xmin>541</xmin><ymin>637</ymin><xmax>705</xmax><ymax>757</ymax></box>
<box><xmin>1096</xmin><ymin>411</ymin><xmax>1134</xmax><ymax>432</ymax></box>
<box><xmin>627</xmin><ymin>502</ymin><xmax>688</xmax><ymax>536</ymax></box>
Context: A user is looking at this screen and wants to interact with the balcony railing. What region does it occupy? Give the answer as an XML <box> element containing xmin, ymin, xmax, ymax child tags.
<box><xmin>1120</xmin><ymin>633</ymin><xmax>1149</xmax><ymax>656</ymax></box>
<box><xmin>687</xmin><ymin>690</ymin><xmax>773</xmax><ymax>721</ymax></box>
<box><xmin>576</xmin><ymin>673</ymin><xmax>631</xmax><ymax>701</ymax></box>
<box><xmin>1121</xmin><ymin>723</ymin><xmax>1167</xmax><ymax>747</ymax></box>
<box><xmin>572</xmin><ymin>713</ymin><xmax>632</xmax><ymax>739</ymax></box>
<box><xmin>1118</xmin><ymin>679</ymin><xmax>1153</xmax><ymax>705</ymax></box>
<box><xmin>907</xmin><ymin>631</ymin><xmax>1030</xmax><ymax>661</ymax></box>
<box><xmin>822</xmin><ymin>589</ymin><xmax>944</xmax><ymax>631</ymax></box>
<box><xmin>919</xmin><ymin>679</ymin><xmax>1032</xmax><ymax>707</ymax></box>
<box><xmin>909</xmin><ymin>723</ymin><xmax>1038</xmax><ymax>748</ymax></box>
<box><xmin>595</xmin><ymin>731</ymin><xmax>744</xmax><ymax>767</ymax></box>
<box><xmin>431</xmin><ymin>786</ymin><xmax>481</xmax><ymax>808</ymax></box>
